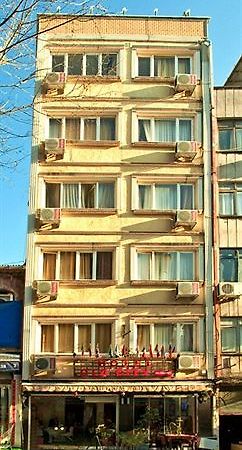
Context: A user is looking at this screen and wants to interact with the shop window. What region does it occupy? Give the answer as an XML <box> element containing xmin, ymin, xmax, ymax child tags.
<box><xmin>221</xmin><ymin>318</ymin><xmax>242</xmax><ymax>353</ymax></box>
<box><xmin>218</xmin><ymin>120</ymin><xmax>242</xmax><ymax>152</ymax></box>
<box><xmin>45</xmin><ymin>182</ymin><xmax>115</xmax><ymax>209</ymax></box>
<box><xmin>136</xmin><ymin>251</ymin><xmax>195</xmax><ymax>281</ymax></box>
<box><xmin>220</xmin><ymin>249</ymin><xmax>242</xmax><ymax>282</ymax></box>
<box><xmin>137</xmin><ymin>56</ymin><xmax>191</xmax><ymax>77</ymax></box>
<box><xmin>137</xmin><ymin>323</ymin><xmax>194</xmax><ymax>353</ymax></box>
<box><xmin>219</xmin><ymin>183</ymin><xmax>242</xmax><ymax>216</ymax></box>
<box><xmin>138</xmin><ymin>118</ymin><xmax>192</xmax><ymax>142</ymax></box>
<box><xmin>138</xmin><ymin>183</ymin><xmax>193</xmax><ymax>210</ymax></box>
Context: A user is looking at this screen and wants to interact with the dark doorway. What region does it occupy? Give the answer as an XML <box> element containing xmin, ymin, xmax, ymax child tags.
<box><xmin>220</xmin><ymin>415</ymin><xmax>242</xmax><ymax>450</ymax></box>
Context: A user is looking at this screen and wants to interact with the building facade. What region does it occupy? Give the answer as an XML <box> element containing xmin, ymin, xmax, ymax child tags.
<box><xmin>214</xmin><ymin>57</ymin><xmax>242</xmax><ymax>450</ymax></box>
<box><xmin>0</xmin><ymin>265</ymin><xmax>24</xmax><ymax>449</ymax></box>
<box><xmin>23</xmin><ymin>15</ymin><xmax>216</xmax><ymax>449</ymax></box>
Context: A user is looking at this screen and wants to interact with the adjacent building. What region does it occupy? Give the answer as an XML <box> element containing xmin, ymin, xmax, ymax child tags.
<box><xmin>214</xmin><ymin>56</ymin><xmax>242</xmax><ymax>450</ymax></box>
<box><xmin>0</xmin><ymin>265</ymin><xmax>24</xmax><ymax>449</ymax></box>
<box><xmin>22</xmin><ymin>14</ymin><xmax>216</xmax><ymax>449</ymax></box>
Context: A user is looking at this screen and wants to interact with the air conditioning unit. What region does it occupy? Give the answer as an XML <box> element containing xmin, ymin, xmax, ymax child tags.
<box><xmin>175</xmin><ymin>73</ymin><xmax>197</xmax><ymax>93</ymax></box>
<box><xmin>0</xmin><ymin>293</ymin><xmax>14</xmax><ymax>302</ymax></box>
<box><xmin>177</xmin><ymin>281</ymin><xmax>200</xmax><ymax>298</ymax></box>
<box><xmin>43</xmin><ymin>138</ymin><xmax>65</xmax><ymax>155</ymax></box>
<box><xmin>219</xmin><ymin>282</ymin><xmax>242</xmax><ymax>297</ymax></box>
<box><xmin>178</xmin><ymin>354</ymin><xmax>201</xmax><ymax>370</ymax></box>
<box><xmin>33</xmin><ymin>280</ymin><xmax>58</xmax><ymax>296</ymax></box>
<box><xmin>38</xmin><ymin>208</ymin><xmax>60</xmax><ymax>223</ymax></box>
<box><xmin>175</xmin><ymin>141</ymin><xmax>198</xmax><ymax>160</ymax></box>
<box><xmin>43</xmin><ymin>72</ymin><xmax>66</xmax><ymax>92</ymax></box>
<box><xmin>34</xmin><ymin>356</ymin><xmax>56</xmax><ymax>371</ymax></box>
<box><xmin>175</xmin><ymin>210</ymin><xmax>197</xmax><ymax>227</ymax></box>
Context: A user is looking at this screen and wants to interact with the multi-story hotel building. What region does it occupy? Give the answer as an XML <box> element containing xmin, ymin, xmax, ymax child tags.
<box><xmin>214</xmin><ymin>57</ymin><xmax>242</xmax><ymax>450</ymax></box>
<box><xmin>22</xmin><ymin>14</ymin><xmax>216</xmax><ymax>449</ymax></box>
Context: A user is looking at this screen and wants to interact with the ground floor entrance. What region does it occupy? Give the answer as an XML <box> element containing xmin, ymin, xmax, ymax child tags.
<box><xmin>25</xmin><ymin>391</ymin><xmax>214</xmax><ymax>449</ymax></box>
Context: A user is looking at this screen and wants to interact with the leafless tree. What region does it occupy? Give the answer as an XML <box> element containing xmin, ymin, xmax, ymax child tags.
<box><xmin>0</xmin><ymin>0</ymin><xmax>107</xmax><ymax>168</ymax></box>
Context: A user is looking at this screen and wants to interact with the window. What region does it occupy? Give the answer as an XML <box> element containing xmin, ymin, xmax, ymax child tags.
<box><xmin>219</xmin><ymin>183</ymin><xmax>242</xmax><ymax>216</ymax></box>
<box><xmin>137</xmin><ymin>322</ymin><xmax>195</xmax><ymax>352</ymax></box>
<box><xmin>220</xmin><ymin>249</ymin><xmax>242</xmax><ymax>282</ymax></box>
<box><xmin>138</xmin><ymin>118</ymin><xmax>192</xmax><ymax>143</ymax></box>
<box><xmin>221</xmin><ymin>318</ymin><xmax>242</xmax><ymax>353</ymax></box>
<box><xmin>45</xmin><ymin>182</ymin><xmax>115</xmax><ymax>209</ymax></box>
<box><xmin>138</xmin><ymin>183</ymin><xmax>194</xmax><ymax>210</ymax></box>
<box><xmin>48</xmin><ymin>117</ymin><xmax>116</xmax><ymax>141</ymax></box>
<box><xmin>52</xmin><ymin>53</ymin><xmax>118</xmax><ymax>76</ymax></box>
<box><xmin>43</xmin><ymin>251</ymin><xmax>114</xmax><ymax>281</ymax></box>
<box><xmin>137</xmin><ymin>56</ymin><xmax>191</xmax><ymax>77</ymax></box>
<box><xmin>218</xmin><ymin>120</ymin><xmax>242</xmax><ymax>152</ymax></box>
<box><xmin>136</xmin><ymin>251</ymin><xmax>194</xmax><ymax>281</ymax></box>
<box><xmin>40</xmin><ymin>323</ymin><xmax>112</xmax><ymax>354</ymax></box>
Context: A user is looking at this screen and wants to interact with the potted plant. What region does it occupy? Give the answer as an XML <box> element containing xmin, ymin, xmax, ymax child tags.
<box><xmin>96</xmin><ymin>423</ymin><xmax>116</xmax><ymax>446</ymax></box>
<box><xmin>137</xmin><ymin>407</ymin><xmax>161</xmax><ymax>446</ymax></box>
<box><xmin>119</xmin><ymin>429</ymin><xmax>149</xmax><ymax>449</ymax></box>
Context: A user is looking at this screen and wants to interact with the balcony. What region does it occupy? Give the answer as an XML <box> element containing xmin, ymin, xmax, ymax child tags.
<box><xmin>32</xmin><ymin>355</ymin><xmax>178</xmax><ymax>380</ymax></box>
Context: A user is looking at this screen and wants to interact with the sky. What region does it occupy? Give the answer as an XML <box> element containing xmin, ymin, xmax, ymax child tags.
<box><xmin>0</xmin><ymin>0</ymin><xmax>241</xmax><ymax>265</ymax></box>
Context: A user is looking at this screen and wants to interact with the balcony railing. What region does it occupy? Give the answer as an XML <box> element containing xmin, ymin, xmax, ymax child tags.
<box><xmin>32</xmin><ymin>355</ymin><xmax>178</xmax><ymax>380</ymax></box>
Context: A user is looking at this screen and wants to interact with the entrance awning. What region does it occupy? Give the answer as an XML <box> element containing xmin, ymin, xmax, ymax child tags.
<box><xmin>22</xmin><ymin>381</ymin><xmax>213</xmax><ymax>394</ymax></box>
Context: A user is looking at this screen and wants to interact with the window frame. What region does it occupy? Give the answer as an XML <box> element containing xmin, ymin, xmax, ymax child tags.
<box><xmin>136</xmin><ymin>55</ymin><xmax>192</xmax><ymax>78</ymax></box>
<box><xmin>38</xmin><ymin>321</ymin><xmax>114</xmax><ymax>355</ymax></box>
<box><xmin>219</xmin><ymin>183</ymin><xmax>242</xmax><ymax>216</ymax></box>
<box><xmin>44</xmin><ymin>180</ymin><xmax>117</xmax><ymax>210</ymax></box>
<box><xmin>41</xmin><ymin>249</ymin><xmax>116</xmax><ymax>282</ymax></box>
<box><xmin>135</xmin><ymin>182</ymin><xmax>194</xmax><ymax>211</ymax></box>
<box><xmin>218</xmin><ymin>120</ymin><xmax>242</xmax><ymax>153</ymax></box>
<box><xmin>132</xmin><ymin>248</ymin><xmax>197</xmax><ymax>282</ymax></box>
<box><xmin>221</xmin><ymin>318</ymin><xmax>242</xmax><ymax>354</ymax></box>
<box><xmin>135</xmin><ymin>321</ymin><xmax>197</xmax><ymax>353</ymax></box>
<box><xmin>51</xmin><ymin>52</ymin><xmax>119</xmax><ymax>77</ymax></box>
<box><xmin>47</xmin><ymin>116</ymin><xmax>117</xmax><ymax>142</ymax></box>
<box><xmin>132</xmin><ymin>116</ymin><xmax>194</xmax><ymax>144</ymax></box>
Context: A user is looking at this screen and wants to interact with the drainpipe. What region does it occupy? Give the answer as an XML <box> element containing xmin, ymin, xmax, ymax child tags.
<box><xmin>201</xmin><ymin>40</ymin><xmax>214</xmax><ymax>381</ymax></box>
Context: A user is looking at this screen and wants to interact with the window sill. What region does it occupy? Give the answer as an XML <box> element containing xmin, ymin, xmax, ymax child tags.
<box><xmin>59</xmin><ymin>280</ymin><xmax>117</xmax><ymax>287</ymax></box>
<box><xmin>67</xmin><ymin>75</ymin><xmax>120</xmax><ymax>83</ymax></box>
<box><xmin>220</xmin><ymin>215</ymin><xmax>242</xmax><ymax>218</ymax></box>
<box><xmin>131</xmin><ymin>280</ymin><xmax>178</xmax><ymax>287</ymax></box>
<box><xmin>131</xmin><ymin>142</ymin><xmax>176</xmax><ymax>149</ymax></box>
<box><xmin>132</xmin><ymin>76</ymin><xmax>175</xmax><ymax>84</ymax></box>
<box><xmin>62</xmin><ymin>208</ymin><xmax>117</xmax><ymax>216</ymax></box>
<box><xmin>133</xmin><ymin>209</ymin><xmax>176</xmax><ymax>216</ymax></box>
<box><xmin>66</xmin><ymin>140</ymin><xmax>120</xmax><ymax>148</ymax></box>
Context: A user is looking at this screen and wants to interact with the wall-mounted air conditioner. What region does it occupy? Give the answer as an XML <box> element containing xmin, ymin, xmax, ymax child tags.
<box><xmin>175</xmin><ymin>210</ymin><xmax>197</xmax><ymax>228</ymax></box>
<box><xmin>33</xmin><ymin>280</ymin><xmax>58</xmax><ymax>297</ymax></box>
<box><xmin>37</xmin><ymin>208</ymin><xmax>60</xmax><ymax>223</ymax></box>
<box><xmin>219</xmin><ymin>282</ymin><xmax>242</xmax><ymax>297</ymax></box>
<box><xmin>34</xmin><ymin>356</ymin><xmax>56</xmax><ymax>371</ymax></box>
<box><xmin>176</xmin><ymin>281</ymin><xmax>200</xmax><ymax>298</ymax></box>
<box><xmin>175</xmin><ymin>73</ymin><xmax>197</xmax><ymax>93</ymax></box>
<box><xmin>175</xmin><ymin>141</ymin><xmax>198</xmax><ymax>160</ymax></box>
<box><xmin>42</xmin><ymin>72</ymin><xmax>66</xmax><ymax>92</ymax></box>
<box><xmin>0</xmin><ymin>293</ymin><xmax>14</xmax><ymax>302</ymax></box>
<box><xmin>43</xmin><ymin>138</ymin><xmax>65</xmax><ymax>156</ymax></box>
<box><xmin>178</xmin><ymin>354</ymin><xmax>202</xmax><ymax>370</ymax></box>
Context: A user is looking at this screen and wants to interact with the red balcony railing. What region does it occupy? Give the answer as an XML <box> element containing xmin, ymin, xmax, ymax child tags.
<box><xmin>32</xmin><ymin>355</ymin><xmax>178</xmax><ymax>380</ymax></box>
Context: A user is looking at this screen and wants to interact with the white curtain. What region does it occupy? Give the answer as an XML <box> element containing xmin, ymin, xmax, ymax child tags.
<box><xmin>236</xmin><ymin>129</ymin><xmax>242</xmax><ymax>151</ymax></box>
<box><xmin>178</xmin><ymin>58</ymin><xmax>190</xmax><ymax>74</ymax></box>
<box><xmin>100</xmin><ymin>118</ymin><xmax>115</xmax><ymax>140</ymax></box>
<box><xmin>49</xmin><ymin>118</ymin><xmax>62</xmax><ymax>138</ymax></box>
<box><xmin>154</xmin><ymin>57</ymin><xmax>174</xmax><ymax>77</ymax></box>
<box><xmin>155</xmin><ymin>185</ymin><xmax>176</xmax><ymax>210</ymax></box>
<box><xmin>62</xmin><ymin>184</ymin><xmax>79</xmax><ymax>208</ymax></box>
<box><xmin>154</xmin><ymin>252</ymin><xmax>176</xmax><ymax>280</ymax></box>
<box><xmin>219</xmin><ymin>192</ymin><xmax>233</xmax><ymax>215</ymax></box>
<box><xmin>154</xmin><ymin>324</ymin><xmax>175</xmax><ymax>350</ymax></box>
<box><xmin>80</xmin><ymin>184</ymin><xmax>95</xmax><ymax>208</ymax></box>
<box><xmin>139</xmin><ymin>120</ymin><xmax>152</xmax><ymax>141</ymax></box>
<box><xmin>137</xmin><ymin>253</ymin><xmax>151</xmax><ymax>279</ymax></box>
<box><xmin>179</xmin><ymin>120</ymin><xmax>192</xmax><ymax>141</ymax></box>
<box><xmin>138</xmin><ymin>185</ymin><xmax>152</xmax><ymax>209</ymax></box>
<box><xmin>180</xmin><ymin>185</ymin><xmax>193</xmax><ymax>209</ymax></box>
<box><xmin>237</xmin><ymin>192</ymin><xmax>242</xmax><ymax>215</ymax></box>
<box><xmin>98</xmin><ymin>183</ymin><xmax>114</xmax><ymax>208</ymax></box>
<box><xmin>221</xmin><ymin>325</ymin><xmax>236</xmax><ymax>352</ymax></box>
<box><xmin>180</xmin><ymin>324</ymin><xmax>193</xmax><ymax>351</ymax></box>
<box><xmin>180</xmin><ymin>253</ymin><xmax>194</xmax><ymax>280</ymax></box>
<box><xmin>154</xmin><ymin>120</ymin><xmax>176</xmax><ymax>142</ymax></box>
